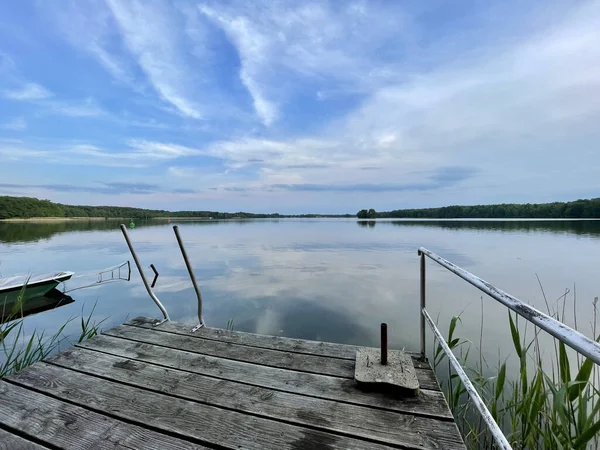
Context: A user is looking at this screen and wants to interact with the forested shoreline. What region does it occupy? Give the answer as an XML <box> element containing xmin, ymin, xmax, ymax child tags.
<box><xmin>2</xmin><ymin>195</ymin><xmax>600</xmax><ymax>220</ymax></box>
<box><xmin>358</xmin><ymin>198</ymin><xmax>600</xmax><ymax>219</ymax></box>
<box><xmin>0</xmin><ymin>196</ymin><xmax>351</xmax><ymax>219</ymax></box>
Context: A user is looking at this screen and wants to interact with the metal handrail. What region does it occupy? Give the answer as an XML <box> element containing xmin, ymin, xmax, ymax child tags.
<box><xmin>418</xmin><ymin>247</ymin><xmax>600</xmax><ymax>365</ymax></box>
<box><xmin>173</xmin><ymin>225</ymin><xmax>205</xmax><ymax>332</ymax></box>
<box><xmin>120</xmin><ymin>224</ymin><xmax>170</xmax><ymax>324</ymax></box>
<box><xmin>417</xmin><ymin>247</ymin><xmax>600</xmax><ymax>450</ymax></box>
<box><xmin>423</xmin><ymin>309</ymin><xmax>512</xmax><ymax>450</ymax></box>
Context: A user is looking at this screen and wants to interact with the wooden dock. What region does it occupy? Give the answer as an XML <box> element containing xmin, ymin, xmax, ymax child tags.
<box><xmin>0</xmin><ymin>317</ymin><xmax>466</xmax><ymax>449</ymax></box>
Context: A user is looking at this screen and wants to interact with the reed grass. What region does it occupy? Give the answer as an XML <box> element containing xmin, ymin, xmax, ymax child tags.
<box><xmin>226</xmin><ymin>318</ymin><xmax>235</xmax><ymax>331</ymax></box>
<box><xmin>1</xmin><ymin>284</ymin><xmax>104</xmax><ymax>378</ymax></box>
<box><xmin>434</xmin><ymin>287</ymin><xmax>600</xmax><ymax>449</ymax></box>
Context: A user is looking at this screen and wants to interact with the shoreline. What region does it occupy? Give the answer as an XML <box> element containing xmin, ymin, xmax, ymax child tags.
<box><xmin>0</xmin><ymin>217</ymin><xmax>118</xmax><ymax>223</ymax></box>
<box><xmin>3</xmin><ymin>216</ymin><xmax>600</xmax><ymax>223</ymax></box>
<box><xmin>0</xmin><ymin>216</ymin><xmax>220</xmax><ymax>223</ymax></box>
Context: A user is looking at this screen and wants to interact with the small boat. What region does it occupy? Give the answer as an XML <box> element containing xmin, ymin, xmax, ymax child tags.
<box><xmin>0</xmin><ymin>272</ymin><xmax>74</xmax><ymax>310</ymax></box>
<box><xmin>0</xmin><ymin>261</ymin><xmax>130</xmax><ymax>321</ymax></box>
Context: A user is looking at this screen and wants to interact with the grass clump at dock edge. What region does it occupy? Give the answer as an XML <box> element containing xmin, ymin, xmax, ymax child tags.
<box><xmin>1</xmin><ymin>285</ymin><xmax>105</xmax><ymax>378</ymax></box>
<box><xmin>434</xmin><ymin>290</ymin><xmax>600</xmax><ymax>449</ymax></box>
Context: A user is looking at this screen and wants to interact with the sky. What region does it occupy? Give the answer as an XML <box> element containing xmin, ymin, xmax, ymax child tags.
<box><xmin>0</xmin><ymin>1</ymin><xmax>599</xmax><ymax>214</ymax></box>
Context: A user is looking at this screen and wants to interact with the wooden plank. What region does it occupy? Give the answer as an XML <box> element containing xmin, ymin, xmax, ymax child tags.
<box><xmin>114</xmin><ymin>323</ymin><xmax>440</xmax><ymax>389</ymax></box>
<box><xmin>9</xmin><ymin>363</ymin><xmax>418</xmax><ymax>450</ymax></box>
<box><xmin>105</xmin><ymin>324</ymin><xmax>356</xmax><ymax>378</ymax></box>
<box><xmin>0</xmin><ymin>428</ymin><xmax>49</xmax><ymax>450</ymax></box>
<box><xmin>0</xmin><ymin>381</ymin><xmax>207</xmax><ymax>450</ymax></box>
<box><xmin>47</xmin><ymin>347</ymin><xmax>465</xmax><ymax>449</ymax></box>
<box><xmin>78</xmin><ymin>334</ymin><xmax>450</xmax><ymax>418</ymax></box>
<box><xmin>127</xmin><ymin>317</ymin><xmax>429</xmax><ymax>368</ymax></box>
<box><xmin>100</xmin><ymin>329</ymin><xmax>438</xmax><ymax>391</ymax></box>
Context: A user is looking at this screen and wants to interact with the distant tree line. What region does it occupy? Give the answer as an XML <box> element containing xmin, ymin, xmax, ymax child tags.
<box><xmin>357</xmin><ymin>209</ymin><xmax>377</xmax><ymax>219</ymax></box>
<box><xmin>4</xmin><ymin>196</ymin><xmax>600</xmax><ymax>221</ymax></box>
<box><xmin>0</xmin><ymin>196</ymin><xmax>353</xmax><ymax>220</ymax></box>
<box><xmin>357</xmin><ymin>198</ymin><xmax>600</xmax><ymax>219</ymax></box>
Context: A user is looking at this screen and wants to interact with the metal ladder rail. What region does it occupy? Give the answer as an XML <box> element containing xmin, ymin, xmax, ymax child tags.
<box><xmin>120</xmin><ymin>224</ymin><xmax>170</xmax><ymax>325</ymax></box>
<box><xmin>173</xmin><ymin>225</ymin><xmax>205</xmax><ymax>332</ymax></box>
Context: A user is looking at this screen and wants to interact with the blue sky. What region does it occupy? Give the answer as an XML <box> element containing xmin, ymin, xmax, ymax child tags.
<box><xmin>0</xmin><ymin>1</ymin><xmax>599</xmax><ymax>213</ymax></box>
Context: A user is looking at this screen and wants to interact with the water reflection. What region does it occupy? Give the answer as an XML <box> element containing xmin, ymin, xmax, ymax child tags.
<box><xmin>1</xmin><ymin>289</ymin><xmax>74</xmax><ymax>324</ymax></box>
<box><xmin>387</xmin><ymin>218</ymin><xmax>600</xmax><ymax>237</ymax></box>
<box><xmin>357</xmin><ymin>220</ymin><xmax>377</xmax><ymax>228</ymax></box>
<box><xmin>0</xmin><ymin>218</ymin><xmax>274</xmax><ymax>244</ymax></box>
<box><xmin>1</xmin><ymin>218</ymin><xmax>599</xmax><ymax>363</ymax></box>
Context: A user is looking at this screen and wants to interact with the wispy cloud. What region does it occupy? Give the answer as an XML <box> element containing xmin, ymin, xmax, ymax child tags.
<box><xmin>47</xmin><ymin>98</ymin><xmax>107</xmax><ymax>118</ymax></box>
<box><xmin>272</xmin><ymin>168</ymin><xmax>476</xmax><ymax>192</ymax></box>
<box><xmin>0</xmin><ymin>117</ymin><xmax>26</xmax><ymax>131</ymax></box>
<box><xmin>3</xmin><ymin>83</ymin><xmax>53</xmax><ymax>100</ymax></box>
<box><xmin>2</xmin><ymin>1</ymin><xmax>600</xmax><ymax>210</ymax></box>
<box><xmin>0</xmin><ymin>139</ymin><xmax>202</xmax><ymax>168</ymax></box>
<box><xmin>41</xmin><ymin>1</ymin><xmax>135</xmax><ymax>85</ymax></box>
<box><xmin>200</xmin><ymin>6</ymin><xmax>276</xmax><ymax>125</ymax></box>
<box><xmin>0</xmin><ymin>181</ymin><xmax>193</xmax><ymax>196</ymax></box>
<box><xmin>168</xmin><ymin>166</ymin><xmax>196</xmax><ymax>178</ymax></box>
<box><xmin>209</xmin><ymin>166</ymin><xmax>477</xmax><ymax>193</ymax></box>
<box><xmin>105</xmin><ymin>0</ymin><xmax>202</xmax><ymax>119</ymax></box>
<box><xmin>0</xmin><ymin>181</ymin><xmax>155</xmax><ymax>195</ymax></box>
<box><xmin>199</xmin><ymin>2</ymin><xmax>412</xmax><ymax>125</ymax></box>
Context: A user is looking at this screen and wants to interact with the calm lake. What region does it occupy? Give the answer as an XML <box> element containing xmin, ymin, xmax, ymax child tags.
<box><xmin>1</xmin><ymin>219</ymin><xmax>599</xmax><ymax>366</ymax></box>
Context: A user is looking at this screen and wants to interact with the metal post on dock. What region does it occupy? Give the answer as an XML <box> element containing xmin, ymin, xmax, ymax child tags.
<box><xmin>380</xmin><ymin>323</ymin><xmax>388</xmax><ymax>365</ymax></box>
<box><xmin>419</xmin><ymin>250</ymin><xmax>426</xmax><ymax>360</ymax></box>
<box><xmin>172</xmin><ymin>226</ymin><xmax>205</xmax><ymax>332</ymax></box>
<box><xmin>119</xmin><ymin>224</ymin><xmax>170</xmax><ymax>324</ymax></box>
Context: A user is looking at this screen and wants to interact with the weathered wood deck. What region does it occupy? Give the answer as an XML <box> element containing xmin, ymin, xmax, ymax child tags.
<box><xmin>0</xmin><ymin>317</ymin><xmax>465</xmax><ymax>449</ymax></box>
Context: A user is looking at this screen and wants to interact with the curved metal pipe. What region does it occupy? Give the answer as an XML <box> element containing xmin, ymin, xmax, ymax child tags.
<box><xmin>173</xmin><ymin>225</ymin><xmax>204</xmax><ymax>330</ymax></box>
<box><xmin>119</xmin><ymin>224</ymin><xmax>170</xmax><ymax>323</ymax></box>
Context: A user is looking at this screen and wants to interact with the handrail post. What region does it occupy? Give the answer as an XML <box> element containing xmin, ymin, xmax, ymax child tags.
<box><xmin>419</xmin><ymin>250</ymin><xmax>426</xmax><ymax>360</ymax></box>
<box><xmin>119</xmin><ymin>225</ymin><xmax>170</xmax><ymax>324</ymax></box>
<box><xmin>173</xmin><ymin>225</ymin><xmax>205</xmax><ymax>332</ymax></box>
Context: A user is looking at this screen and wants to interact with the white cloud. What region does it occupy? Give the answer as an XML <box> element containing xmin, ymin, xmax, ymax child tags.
<box><xmin>4</xmin><ymin>1</ymin><xmax>600</xmax><ymax>209</ymax></box>
<box><xmin>48</xmin><ymin>98</ymin><xmax>106</xmax><ymax>118</ymax></box>
<box><xmin>199</xmin><ymin>7</ymin><xmax>277</xmax><ymax>125</ymax></box>
<box><xmin>0</xmin><ymin>117</ymin><xmax>26</xmax><ymax>131</ymax></box>
<box><xmin>3</xmin><ymin>83</ymin><xmax>53</xmax><ymax>100</ymax></box>
<box><xmin>105</xmin><ymin>0</ymin><xmax>202</xmax><ymax>119</ymax></box>
<box><xmin>335</xmin><ymin>2</ymin><xmax>600</xmax><ymax>161</ymax></box>
<box><xmin>88</xmin><ymin>41</ymin><xmax>132</xmax><ymax>84</ymax></box>
<box><xmin>0</xmin><ymin>139</ymin><xmax>201</xmax><ymax>168</ymax></box>
<box><xmin>40</xmin><ymin>1</ymin><xmax>134</xmax><ymax>85</ymax></box>
<box><xmin>126</xmin><ymin>140</ymin><xmax>202</xmax><ymax>159</ymax></box>
<box><xmin>199</xmin><ymin>2</ymin><xmax>413</xmax><ymax>125</ymax></box>
<box><xmin>168</xmin><ymin>166</ymin><xmax>196</xmax><ymax>178</ymax></box>
<box><xmin>195</xmin><ymin>1</ymin><xmax>600</xmax><ymax>199</ymax></box>
<box><xmin>203</xmin><ymin>137</ymin><xmax>338</xmax><ymax>169</ymax></box>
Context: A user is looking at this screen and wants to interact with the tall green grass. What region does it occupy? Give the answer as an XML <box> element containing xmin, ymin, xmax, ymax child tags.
<box><xmin>434</xmin><ymin>290</ymin><xmax>600</xmax><ymax>449</ymax></box>
<box><xmin>1</xmin><ymin>285</ymin><xmax>104</xmax><ymax>378</ymax></box>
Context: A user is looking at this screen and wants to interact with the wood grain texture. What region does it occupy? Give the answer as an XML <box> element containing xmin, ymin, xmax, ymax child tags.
<box><xmin>104</xmin><ymin>324</ymin><xmax>439</xmax><ymax>390</ymax></box>
<box><xmin>0</xmin><ymin>428</ymin><xmax>49</xmax><ymax>450</ymax></box>
<box><xmin>46</xmin><ymin>347</ymin><xmax>464</xmax><ymax>449</ymax></box>
<box><xmin>105</xmin><ymin>324</ymin><xmax>357</xmax><ymax>378</ymax></box>
<box><xmin>8</xmin><ymin>363</ymin><xmax>414</xmax><ymax>450</ymax></box>
<box><xmin>126</xmin><ymin>317</ymin><xmax>429</xmax><ymax>369</ymax></box>
<box><xmin>77</xmin><ymin>334</ymin><xmax>450</xmax><ymax>417</ymax></box>
<box><xmin>0</xmin><ymin>381</ymin><xmax>208</xmax><ymax>450</ymax></box>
